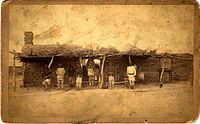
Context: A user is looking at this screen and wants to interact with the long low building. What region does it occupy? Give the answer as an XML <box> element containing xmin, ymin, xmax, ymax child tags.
<box><xmin>17</xmin><ymin>32</ymin><xmax>193</xmax><ymax>87</ymax></box>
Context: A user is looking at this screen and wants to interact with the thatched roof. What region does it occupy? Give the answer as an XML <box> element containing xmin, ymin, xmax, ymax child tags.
<box><xmin>121</xmin><ymin>46</ymin><xmax>150</xmax><ymax>56</ymax></box>
<box><xmin>20</xmin><ymin>44</ymin><xmax>148</xmax><ymax>58</ymax></box>
<box><xmin>21</xmin><ymin>44</ymin><xmax>94</xmax><ymax>57</ymax></box>
<box><xmin>150</xmin><ymin>52</ymin><xmax>193</xmax><ymax>59</ymax></box>
<box><xmin>19</xmin><ymin>44</ymin><xmax>193</xmax><ymax>60</ymax></box>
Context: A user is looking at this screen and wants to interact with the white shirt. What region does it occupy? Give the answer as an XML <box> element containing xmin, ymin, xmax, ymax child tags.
<box><xmin>127</xmin><ymin>66</ymin><xmax>136</xmax><ymax>76</ymax></box>
<box><xmin>76</xmin><ymin>76</ymin><xmax>82</xmax><ymax>83</ymax></box>
<box><xmin>109</xmin><ymin>75</ymin><xmax>115</xmax><ymax>81</ymax></box>
<box><xmin>88</xmin><ymin>68</ymin><xmax>94</xmax><ymax>76</ymax></box>
<box><xmin>56</xmin><ymin>67</ymin><xmax>65</xmax><ymax>80</ymax></box>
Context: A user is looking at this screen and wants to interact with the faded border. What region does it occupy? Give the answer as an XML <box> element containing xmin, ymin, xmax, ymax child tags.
<box><xmin>1</xmin><ymin>0</ymin><xmax>200</xmax><ymax>123</ymax></box>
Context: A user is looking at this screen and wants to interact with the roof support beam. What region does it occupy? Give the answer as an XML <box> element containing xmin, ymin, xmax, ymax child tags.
<box><xmin>100</xmin><ymin>55</ymin><xmax>106</xmax><ymax>88</ymax></box>
<box><xmin>48</xmin><ymin>54</ymin><xmax>55</xmax><ymax>69</ymax></box>
<box><xmin>12</xmin><ymin>50</ymin><xmax>17</xmax><ymax>91</ymax></box>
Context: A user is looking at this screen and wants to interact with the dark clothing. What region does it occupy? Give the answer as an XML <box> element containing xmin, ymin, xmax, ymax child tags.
<box><xmin>42</xmin><ymin>70</ymin><xmax>51</xmax><ymax>79</ymax></box>
<box><xmin>76</xmin><ymin>68</ymin><xmax>82</xmax><ymax>75</ymax></box>
<box><xmin>86</xmin><ymin>59</ymin><xmax>95</xmax><ymax>69</ymax></box>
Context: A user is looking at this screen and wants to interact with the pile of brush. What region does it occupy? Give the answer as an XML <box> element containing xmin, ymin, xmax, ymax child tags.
<box><xmin>21</xmin><ymin>44</ymin><xmax>122</xmax><ymax>57</ymax></box>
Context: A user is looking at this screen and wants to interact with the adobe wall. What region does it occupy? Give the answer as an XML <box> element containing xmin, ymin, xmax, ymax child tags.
<box><xmin>23</xmin><ymin>55</ymin><xmax>193</xmax><ymax>87</ymax></box>
<box><xmin>103</xmin><ymin>56</ymin><xmax>160</xmax><ymax>83</ymax></box>
<box><xmin>171</xmin><ymin>57</ymin><xmax>193</xmax><ymax>81</ymax></box>
<box><xmin>103</xmin><ymin>55</ymin><xmax>193</xmax><ymax>83</ymax></box>
<box><xmin>23</xmin><ymin>57</ymin><xmax>80</xmax><ymax>87</ymax></box>
<box><xmin>24</xmin><ymin>62</ymin><xmax>43</xmax><ymax>87</ymax></box>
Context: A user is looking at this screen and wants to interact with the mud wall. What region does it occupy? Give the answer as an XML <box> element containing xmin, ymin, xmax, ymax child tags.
<box><xmin>103</xmin><ymin>56</ymin><xmax>160</xmax><ymax>83</ymax></box>
<box><xmin>103</xmin><ymin>55</ymin><xmax>193</xmax><ymax>83</ymax></box>
<box><xmin>24</xmin><ymin>62</ymin><xmax>43</xmax><ymax>87</ymax></box>
<box><xmin>23</xmin><ymin>55</ymin><xmax>193</xmax><ymax>87</ymax></box>
<box><xmin>23</xmin><ymin>57</ymin><xmax>80</xmax><ymax>87</ymax></box>
<box><xmin>137</xmin><ymin>57</ymin><xmax>160</xmax><ymax>82</ymax></box>
<box><xmin>171</xmin><ymin>57</ymin><xmax>193</xmax><ymax>81</ymax></box>
<box><xmin>104</xmin><ymin>56</ymin><xmax>128</xmax><ymax>82</ymax></box>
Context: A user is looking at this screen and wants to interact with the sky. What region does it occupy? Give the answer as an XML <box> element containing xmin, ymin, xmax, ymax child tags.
<box><xmin>9</xmin><ymin>5</ymin><xmax>194</xmax><ymax>65</ymax></box>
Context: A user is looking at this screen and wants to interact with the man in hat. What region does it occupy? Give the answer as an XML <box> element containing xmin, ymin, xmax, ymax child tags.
<box><xmin>127</xmin><ymin>63</ymin><xmax>137</xmax><ymax>89</ymax></box>
<box><xmin>108</xmin><ymin>72</ymin><xmax>115</xmax><ymax>89</ymax></box>
<box><xmin>56</xmin><ymin>64</ymin><xmax>65</xmax><ymax>89</ymax></box>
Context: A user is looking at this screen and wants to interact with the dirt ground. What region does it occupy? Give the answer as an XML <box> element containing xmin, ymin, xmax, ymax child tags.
<box><xmin>7</xmin><ymin>79</ymin><xmax>198</xmax><ymax>123</ymax></box>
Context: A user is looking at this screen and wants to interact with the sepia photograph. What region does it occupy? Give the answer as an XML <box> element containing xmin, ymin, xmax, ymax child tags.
<box><xmin>1</xmin><ymin>0</ymin><xmax>200</xmax><ymax>123</ymax></box>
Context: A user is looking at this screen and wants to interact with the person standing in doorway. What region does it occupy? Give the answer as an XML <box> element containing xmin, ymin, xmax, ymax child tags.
<box><xmin>56</xmin><ymin>64</ymin><xmax>65</xmax><ymax>90</ymax></box>
<box><xmin>108</xmin><ymin>73</ymin><xmax>115</xmax><ymax>89</ymax></box>
<box><xmin>127</xmin><ymin>63</ymin><xmax>137</xmax><ymax>89</ymax></box>
<box><xmin>86</xmin><ymin>58</ymin><xmax>95</xmax><ymax>86</ymax></box>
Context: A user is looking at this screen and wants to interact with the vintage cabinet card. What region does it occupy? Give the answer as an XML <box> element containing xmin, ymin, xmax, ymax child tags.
<box><xmin>1</xmin><ymin>0</ymin><xmax>200</xmax><ymax>123</ymax></box>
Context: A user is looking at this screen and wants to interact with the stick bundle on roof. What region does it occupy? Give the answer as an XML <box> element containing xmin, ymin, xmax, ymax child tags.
<box><xmin>21</xmin><ymin>44</ymin><xmax>149</xmax><ymax>58</ymax></box>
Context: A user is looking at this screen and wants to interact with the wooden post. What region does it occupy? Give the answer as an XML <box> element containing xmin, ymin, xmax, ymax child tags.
<box><xmin>159</xmin><ymin>57</ymin><xmax>166</xmax><ymax>87</ymax></box>
<box><xmin>100</xmin><ymin>55</ymin><xmax>106</xmax><ymax>88</ymax></box>
<box><xmin>160</xmin><ymin>66</ymin><xmax>165</xmax><ymax>82</ymax></box>
<box><xmin>128</xmin><ymin>54</ymin><xmax>132</xmax><ymax>65</ymax></box>
<box><xmin>48</xmin><ymin>54</ymin><xmax>54</xmax><ymax>69</ymax></box>
<box><xmin>79</xmin><ymin>56</ymin><xmax>83</xmax><ymax>87</ymax></box>
<box><xmin>79</xmin><ymin>56</ymin><xmax>83</xmax><ymax>69</ymax></box>
<box><xmin>13</xmin><ymin>50</ymin><xmax>16</xmax><ymax>91</ymax></box>
<box><xmin>22</xmin><ymin>63</ymin><xmax>26</xmax><ymax>88</ymax></box>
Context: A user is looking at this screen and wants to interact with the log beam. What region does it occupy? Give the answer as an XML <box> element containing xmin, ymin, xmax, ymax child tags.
<box><xmin>128</xmin><ymin>54</ymin><xmax>132</xmax><ymax>65</ymax></box>
<box><xmin>13</xmin><ymin>50</ymin><xmax>16</xmax><ymax>91</ymax></box>
<box><xmin>100</xmin><ymin>55</ymin><xmax>106</xmax><ymax>88</ymax></box>
<box><xmin>48</xmin><ymin>54</ymin><xmax>54</xmax><ymax>69</ymax></box>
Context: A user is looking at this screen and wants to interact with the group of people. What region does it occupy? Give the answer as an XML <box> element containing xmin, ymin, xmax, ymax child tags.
<box><xmin>42</xmin><ymin>61</ymin><xmax>138</xmax><ymax>91</ymax></box>
<box><xmin>42</xmin><ymin>64</ymin><xmax>66</xmax><ymax>91</ymax></box>
<box><xmin>42</xmin><ymin>64</ymin><xmax>84</xmax><ymax>91</ymax></box>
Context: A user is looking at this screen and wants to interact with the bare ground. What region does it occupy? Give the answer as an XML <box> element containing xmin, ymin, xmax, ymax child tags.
<box><xmin>7</xmin><ymin>80</ymin><xmax>198</xmax><ymax>123</ymax></box>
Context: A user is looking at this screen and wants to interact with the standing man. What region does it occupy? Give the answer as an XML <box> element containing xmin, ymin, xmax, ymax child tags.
<box><xmin>108</xmin><ymin>73</ymin><xmax>115</xmax><ymax>89</ymax></box>
<box><xmin>76</xmin><ymin>74</ymin><xmax>82</xmax><ymax>90</ymax></box>
<box><xmin>86</xmin><ymin>58</ymin><xmax>95</xmax><ymax>86</ymax></box>
<box><xmin>56</xmin><ymin>64</ymin><xmax>65</xmax><ymax>89</ymax></box>
<box><xmin>88</xmin><ymin>68</ymin><xmax>94</xmax><ymax>86</ymax></box>
<box><xmin>127</xmin><ymin>63</ymin><xmax>137</xmax><ymax>89</ymax></box>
